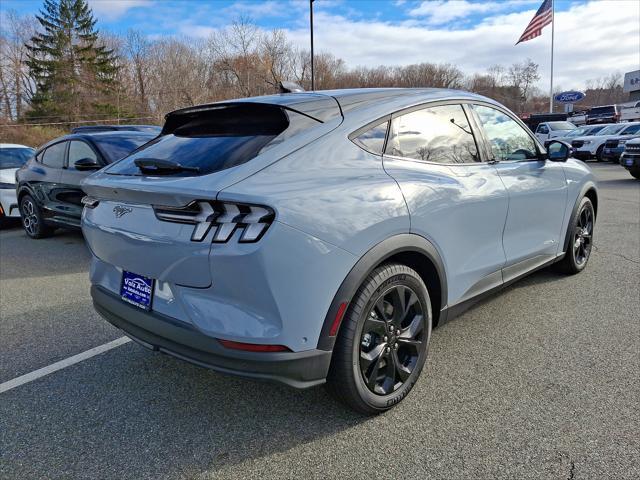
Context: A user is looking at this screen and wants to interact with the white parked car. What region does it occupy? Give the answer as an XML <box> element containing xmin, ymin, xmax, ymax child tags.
<box><xmin>0</xmin><ymin>143</ymin><xmax>35</xmax><ymax>222</ymax></box>
<box><xmin>620</xmin><ymin>101</ymin><xmax>640</xmax><ymax>123</ymax></box>
<box><xmin>570</xmin><ymin>123</ymin><xmax>640</xmax><ymax>161</ymax></box>
<box><xmin>534</xmin><ymin>121</ymin><xmax>576</xmax><ymax>144</ymax></box>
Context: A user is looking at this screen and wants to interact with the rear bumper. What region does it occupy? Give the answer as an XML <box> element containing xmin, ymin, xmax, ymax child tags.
<box><xmin>91</xmin><ymin>285</ymin><xmax>332</xmax><ymax>388</ymax></box>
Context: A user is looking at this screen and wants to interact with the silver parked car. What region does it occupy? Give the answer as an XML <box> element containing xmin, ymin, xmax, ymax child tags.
<box><xmin>81</xmin><ymin>88</ymin><xmax>598</xmax><ymax>413</ymax></box>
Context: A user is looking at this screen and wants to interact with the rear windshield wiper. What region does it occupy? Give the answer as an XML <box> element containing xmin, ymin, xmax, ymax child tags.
<box><xmin>134</xmin><ymin>158</ymin><xmax>200</xmax><ymax>175</ymax></box>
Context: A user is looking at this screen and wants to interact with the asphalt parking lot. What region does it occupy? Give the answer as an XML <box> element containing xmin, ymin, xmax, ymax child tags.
<box><xmin>0</xmin><ymin>163</ymin><xmax>638</xmax><ymax>480</ymax></box>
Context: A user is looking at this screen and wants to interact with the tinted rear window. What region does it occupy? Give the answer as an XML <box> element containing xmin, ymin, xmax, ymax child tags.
<box><xmin>106</xmin><ymin>104</ymin><xmax>319</xmax><ymax>176</ymax></box>
<box><xmin>0</xmin><ymin>147</ymin><xmax>34</xmax><ymax>169</ymax></box>
<box><xmin>92</xmin><ymin>134</ymin><xmax>155</xmax><ymax>163</ymax></box>
<box><xmin>589</xmin><ymin>107</ymin><xmax>615</xmax><ymax>115</ymax></box>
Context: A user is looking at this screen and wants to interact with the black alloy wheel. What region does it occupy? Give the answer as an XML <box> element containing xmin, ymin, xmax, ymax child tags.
<box><xmin>20</xmin><ymin>195</ymin><xmax>54</xmax><ymax>239</ymax></box>
<box><xmin>359</xmin><ymin>285</ymin><xmax>426</xmax><ymax>395</ymax></box>
<box><xmin>326</xmin><ymin>263</ymin><xmax>432</xmax><ymax>414</ymax></box>
<box><xmin>557</xmin><ymin>196</ymin><xmax>595</xmax><ymax>274</ymax></box>
<box><xmin>573</xmin><ymin>201</ymin><xmax>594</xmax><ymax>268</ymax></box>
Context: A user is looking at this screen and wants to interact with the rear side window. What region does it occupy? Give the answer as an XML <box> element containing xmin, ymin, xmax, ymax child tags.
<box><xmin>68</xmin><ymin>141</ymin><xmax>99</xmax><ymax>167</ymax></box>
<box><xmin>107</xmin><ymin>104</ymin><xmax>319</xmax><ymax>176</ymax></box>
<box><xmin>386</xmin><ymin>104</ymin><xmax>479</xmax><ymax>164</ymax></box>
<box><xmin>41</xmin><ymin>142</ymin><xmax>67</xmax><ymax>168</ymax></box>
<box><xmin>352</xmin><ymin>121</ymin><xmax>388</xmax><ymax>154</ymax></box>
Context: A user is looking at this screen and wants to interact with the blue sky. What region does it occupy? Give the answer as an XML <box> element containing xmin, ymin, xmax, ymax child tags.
<box><xmin>3</xmin><ymin>0</ymin><xmax>569</xmax><ymax>36</ymax></box>
<box><xmin>2</xmin><ymin>1</ymin><xmax>639</xmax><ymax>90</ymax></box>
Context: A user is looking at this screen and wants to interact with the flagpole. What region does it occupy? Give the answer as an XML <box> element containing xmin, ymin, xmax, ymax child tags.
<box><xmin>310</xmin><ymin>0</ymin><xmax>315</xmax><ymax>91</ymax></box>
<box><xmin>549</xmin><ymin>0</ymin><xmax>554</xmax><ymax>113</ymax></box>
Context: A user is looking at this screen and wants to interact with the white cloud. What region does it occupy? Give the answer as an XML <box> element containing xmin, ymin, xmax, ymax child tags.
<box><xmin>409</xmin><ymin>0</ymin><xmax>536</xmax><ymax>25</ymax></box>
<box><xmin>87</xmin><ymin>0</ymin><xmax>153</xmax><ymax>21</ymax></box>
<box><xmin>284</xmin><ymin>0</ymin><xmax>640</xmax><ymax>91</ymax></box>
<box><xmin>222</xmin><ymin>1</ymin><xmax>285</xmax><ymax>19</ymax></box>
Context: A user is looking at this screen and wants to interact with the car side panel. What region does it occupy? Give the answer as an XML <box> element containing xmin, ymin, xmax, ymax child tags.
<box><xmin>17</xmin><ymin>159</ymin><xmax>63</xmax><ymax>223</ymax></box>
<box><xmin>494</xmin><ymin>159</ymin><xmax>568</xmax><ymax>264</ymax></box>
<box><xmin>383</xmin><ymin>159</ymin><xmax>509</xmax><ymax>306</ymax></box>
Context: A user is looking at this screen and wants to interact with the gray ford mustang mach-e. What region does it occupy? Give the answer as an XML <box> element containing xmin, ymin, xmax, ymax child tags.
<box><xmin>81</xmin><ymin>88</ymin><xmax>598</xmax><ymax>413</ymax></box>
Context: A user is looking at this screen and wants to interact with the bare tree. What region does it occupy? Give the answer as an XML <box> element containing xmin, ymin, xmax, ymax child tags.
<box><xmin>0</xmin><ymin>10</ymin><xmax>37</xmax><ymax>120</ymax></box>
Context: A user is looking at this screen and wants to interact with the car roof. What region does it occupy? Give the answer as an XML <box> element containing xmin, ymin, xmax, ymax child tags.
<box><xmin>0</xmin><ymin>143</ymin><xmax>34</xmax><ymax>149</ymax></box>
<box><xmin>167</xmin><ymin>88</ymin><xmax>499</xmax><ymax>127</ymax></box>
<box><xmin>38</xmin><ymin>130</ymin><xmax>157</xmax><ymax>151</ymax></box>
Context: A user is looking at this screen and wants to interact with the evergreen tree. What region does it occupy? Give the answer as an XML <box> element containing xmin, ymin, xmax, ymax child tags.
<box><xmin>25</xmin><ymin>0</ymin><xmax>119</xmax><ymax>122</ymax></box>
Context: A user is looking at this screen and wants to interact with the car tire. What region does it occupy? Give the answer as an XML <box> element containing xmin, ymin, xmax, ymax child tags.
<box><xmin>20</xmin><ymin>194</ymin><xmax>54</xmax><ymax>239</ymax></box>
<box><xmin>556</xmin><ymin>197</ymin><xmax>595</xmax><ymax>274</ymax></box>
<box><xmin>595</xmin><ymin>146</ymin><xmax>604</xmax><ymax>162</ymax></box>
<box><xmin>630</xmin><ymin>168</ymin><xmax>640</xmax><ymax>180</ymax></box>
<box><xmin>326</xmin><ymin>263</ymin><xmax>432</xmax><ymax>414</ymax></box>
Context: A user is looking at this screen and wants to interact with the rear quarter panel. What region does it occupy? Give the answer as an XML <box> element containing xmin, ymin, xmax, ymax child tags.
<box><xmin>218</xmin><ymin>125</ymin><xmax>410</xmax><ymax>258</ymax></box>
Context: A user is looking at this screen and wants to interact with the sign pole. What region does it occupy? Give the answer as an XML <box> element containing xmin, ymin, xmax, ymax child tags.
<box><xmin>549</xmin><ymin>0</ymin><xmax>555</xmax><ymax>113</ymax></box>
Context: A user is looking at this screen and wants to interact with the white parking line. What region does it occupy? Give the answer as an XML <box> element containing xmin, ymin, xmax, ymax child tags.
<box><xmin>0</xmin><ymin>336</ymin><xmax>132</xmax><ymax>394</ymax></box>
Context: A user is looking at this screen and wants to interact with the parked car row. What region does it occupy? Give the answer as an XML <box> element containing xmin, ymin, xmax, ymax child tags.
<box><xmin>619</xmin><ymin>137</ymin><xmax>640</xmax><ymax>179</ymax></box>
<box><xmin>571</xmin><ymin>122</ymin><xmax>640</xmax><ymax>161</ymax></box>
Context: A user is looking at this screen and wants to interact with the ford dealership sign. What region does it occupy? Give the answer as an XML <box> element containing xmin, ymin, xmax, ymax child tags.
<box><xmin>554</xmin><ymin>91</ymin><xmax>586</xmax><ymax>104</ymax></box>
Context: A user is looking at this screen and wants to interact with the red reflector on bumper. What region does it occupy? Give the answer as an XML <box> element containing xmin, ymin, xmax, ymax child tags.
<box><xmin>329</xmin><ymin>302</ymin><xmax>348</xmax><ymax>336</ymax></box>
<box><xmin>218</xmin><ymin>339</ymin><xmax>290</xmax><ymax>352</ymax></box>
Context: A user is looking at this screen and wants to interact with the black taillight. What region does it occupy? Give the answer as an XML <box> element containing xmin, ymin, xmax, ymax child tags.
<box><xmin>154</xmin><ymin>201</ymin><xmax>274</xmax><ymax>243</ymax></box>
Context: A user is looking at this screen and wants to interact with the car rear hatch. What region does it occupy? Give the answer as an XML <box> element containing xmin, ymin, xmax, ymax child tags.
<box><xmin>82</xmin><ymin>95</ymin><xmax>342</xmax><ymax>288</ymax></box>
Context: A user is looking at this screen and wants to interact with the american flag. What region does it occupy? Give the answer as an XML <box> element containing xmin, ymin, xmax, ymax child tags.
<box><xmin>516</xmin><ymin>0</ymin><xmax>553</xmax><ymax>44</ymax></box>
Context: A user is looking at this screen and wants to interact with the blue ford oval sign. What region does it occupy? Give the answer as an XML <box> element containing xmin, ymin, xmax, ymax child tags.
<box><xmin>554</xmin><ymin>91</ymin><xmax>586</xmax><ymax>103</ymax></box>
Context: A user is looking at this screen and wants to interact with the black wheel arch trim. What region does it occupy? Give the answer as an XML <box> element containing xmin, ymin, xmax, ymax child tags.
<box><xmin>317</xmin><ymin>233</ymin><xmax>447</xmax><ymax>351</ymax></box>
<box><xmin>562</xmin><ymin>181</ymin><xmax>598</xmax><ymax>254</ymax></box>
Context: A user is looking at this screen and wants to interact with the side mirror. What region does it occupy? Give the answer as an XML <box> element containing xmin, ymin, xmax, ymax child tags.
<box><xmin>547</xmin><ymin>140</ymin><xmax>570</xmax><ymax>162</ymax></box>
<box><xmin>74</xmin><ymin>157</ymin><xmax>102</xmax><ymax>171</ymax></box>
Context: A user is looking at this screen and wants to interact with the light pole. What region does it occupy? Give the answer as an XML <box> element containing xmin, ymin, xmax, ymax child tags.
<box><xmin>310</xmin><ymin>0</ymin><xmax>315</xmax><ymax>90</ymax></box>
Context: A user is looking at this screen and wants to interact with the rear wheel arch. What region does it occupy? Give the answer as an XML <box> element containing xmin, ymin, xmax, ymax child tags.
<box><xmin>317</xmin><ymin>234</ymin><xmax>447</xmax><ymax>351</ymax></box>
<box><xmin>584</xmin><ymin>187</ymin><xmax>598</xmax><ymax>218</ymax></box>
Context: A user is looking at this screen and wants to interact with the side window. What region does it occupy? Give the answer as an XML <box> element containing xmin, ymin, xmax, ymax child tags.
<box><xmin>537</xmin><ymin>124</ymin><xmax>549</xmax><ymax>134</ymax></box>
<box><xmin>386</xmin><ymin>104</ymin><xmax>479</xmax><ymax>163</ymax></box>
<box><xmin>473</xmin><ymin>105</ymin><xmax>538</xmax><ymax>161</ymax></box>
<box><xmin>622</xmin><ymin>124</ymin><xmax>640</xmax><ymax>135</ymax></box>
<box><xmin>68</xmin><ymin>140</ymin><xmax>99</xmax><ymax>168</ymax></box>
<box><xmin>41</xmin><ymin>142</ymin><xmax>67</xmax><ymax>168</ymax></box>
<box><xmin>352</xmin><ymin>120</ymin><xmax>388</xmax><ymax>154</ymax></box>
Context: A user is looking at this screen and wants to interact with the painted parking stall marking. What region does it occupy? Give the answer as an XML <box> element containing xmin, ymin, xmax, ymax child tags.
<box><xmin>0</xmin><ymin>337</ymin><xmax>131</xmax><ymax>394</ymax></box>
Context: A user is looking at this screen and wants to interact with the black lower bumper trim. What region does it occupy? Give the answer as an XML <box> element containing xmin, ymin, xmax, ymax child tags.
<box><xmin>91</xmin><ymin>285</ymin><xmax>332</xmax><ymax>388</ymax></box>
<box><xmin>572</xmin><ymin>151</ymin><xmax>592</xmax><ymax>160</ymax></box>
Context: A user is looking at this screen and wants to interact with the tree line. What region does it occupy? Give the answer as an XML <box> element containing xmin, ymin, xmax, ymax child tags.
<box><xmin>0</xmin><ymin>0</ymin><xmax>630</xmax><ymax>129</ymax></box>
